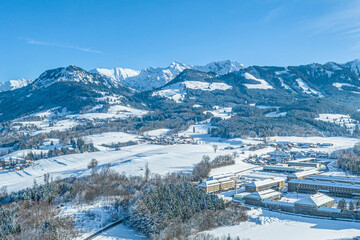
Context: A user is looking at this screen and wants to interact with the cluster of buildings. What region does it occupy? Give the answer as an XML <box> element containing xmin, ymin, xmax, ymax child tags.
<box><xmin>262</xmin><ymin>158</ymin><xmax>321</xmax><ymax>175</ymax></box>
<box><xmin>140</xmin><ymin>135</ymin><xmax>201</xmax><ymax>145</ymax></box>
<box><xmin>250</xmin><ymin>149</ymin><xmax>329</xmax><ymax>165</ymax></box>
<box><xmin>233</xmin><ymin>173</ymin><xmax>360</xmax><ymax>220</ymax></box>
<box><xmin>270</xmin><ymin>141</ymin><xmax>333</xmax><ymax>150</ymax></box>
<box><xmin>0</xmin><ymin>158</ymin><xmax>36</xmax><ymax>172</ymax></box>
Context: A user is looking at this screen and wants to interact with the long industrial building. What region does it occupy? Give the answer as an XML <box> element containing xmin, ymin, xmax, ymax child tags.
<box><xmin>263</xmin><ymin>164</ymin><xmax>315</xmax><ymax>173</ymax></box>
<box><xmin>305</xmin><ymin>175</ymin><xmax>360</xmax><ymax>185</ymax></box>
<box><xmin>287</xmin><ymin>158</ymin><xmax>321</xmax><ymax>169</ymax></box>
<box><xmin>288</xmin><ymin>179</ymin><xmax>360</xmax><ymax>198</ymax></box>
<box><xmin>287</xmin><ymin>169</ymin><xmax>319</xmax><ymax>181</ymax></box>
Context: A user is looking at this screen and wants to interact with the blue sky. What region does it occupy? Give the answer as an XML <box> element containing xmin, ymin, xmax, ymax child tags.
<box><xmin>1</xmin><ymin>0</ymin><xmax>360</xmax><ymax>81</ymax></box>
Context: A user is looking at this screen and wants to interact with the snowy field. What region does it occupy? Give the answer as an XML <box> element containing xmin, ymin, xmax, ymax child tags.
<box><xmin>316</xmin><ymin>113</ymin><xmax>359</xmax><ymax>130</ymax></box>
<box><xmin>72</xmin><ymin>105</ymin><xmax>148</xmax><ymax>120</ymax></box>
<box><xmin>0</xmin><ymin>141</ymin><xmax>250</xmax><ymax>193</ymax></box>
<box><xmin>204</xmin><ymin>208</ymin><xmax>360</xmax><ymax>240</ymax></box>
<box><xmin>84</xmin><ymin>132</ymin><xmax>139</xmax><ymax>150</ymax></box>
<box><xmin>1</xmin><ymin>121</ymin><xmax>358</xmax><ymax>193</ymax></box>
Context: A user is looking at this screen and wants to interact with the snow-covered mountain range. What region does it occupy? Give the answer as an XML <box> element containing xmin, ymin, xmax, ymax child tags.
<box><xmin>91</xmin><ymin>60</ymin><xmax>244</xmax><ymax>91</ymax></box>
<box><xmin>0</xmin><ymin>78</ymin><xmax>33</xmax><ymax>92</ymax></box>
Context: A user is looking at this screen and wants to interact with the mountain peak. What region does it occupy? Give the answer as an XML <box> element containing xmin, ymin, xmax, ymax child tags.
<box><xmin>33</xmin><ymin>65</ymin><xmax>113</xmax><ymax>89</ymax></box>
<box><xmin>0</xmin><ymin>78</ymin><xmax>33</xmax><ymax>92</ymax></box>
<box><xmin>346</xmin><ymin>59</ymin><xmax>360</xmax><ymax>75</ymax></box>
<box><xmin>92</xmin><ymin>60</ymin><xmax>244</xmax><ymax>91</ymax></box>
<box><xmin>192</xmin><ymin>60</ymin><xmax>245</xmax><ymax>75</ymax></box>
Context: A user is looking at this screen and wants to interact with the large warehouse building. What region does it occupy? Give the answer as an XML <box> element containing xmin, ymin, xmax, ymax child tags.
<box><xmin>288</xmin><ymin>179</ymin><xmax>360</xmax><ymax>198</ymax></box>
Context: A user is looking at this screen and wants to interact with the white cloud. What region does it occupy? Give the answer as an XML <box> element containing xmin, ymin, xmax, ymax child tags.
<box><xmin>18</xmin><ymin>37</ymin><xmax>103</xmax><ymax>54</ymax></box>
<box><xmin>310</xmin><ymin>1</ymin><xmax>360</xmax><ymax>37</ymax></box>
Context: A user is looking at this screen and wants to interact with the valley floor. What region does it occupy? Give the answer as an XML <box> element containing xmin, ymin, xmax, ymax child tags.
<box><xmin>2</xmin><ymin>121</ymin><xmax>360</xmax><ymax>240</ymax></box>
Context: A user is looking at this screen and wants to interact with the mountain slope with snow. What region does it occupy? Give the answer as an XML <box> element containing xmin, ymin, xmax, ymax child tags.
<box><xmin>192</xmin><ymin>60</ymin><xmax>244</xmax><ymax>76</ymax></box>
<box><xmin>0</xmin><ymin>78</ymin><xmax>33</xmax><ymax>92</ymax></box>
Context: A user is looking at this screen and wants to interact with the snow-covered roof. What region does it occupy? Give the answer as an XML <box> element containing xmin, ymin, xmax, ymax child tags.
<box><xmin>306</xmin><ymin>175</ymin><xmax>360</xmax><ymax>184</ymax></box>
<box><xmin>289</xmin><ymin>158</ymin><xmax>316</xmax><ymax>163</ymax></box>
<box><xmin>218</xmin><ymin>177</ymin><xmax>234</xmax><ymax>184</ymax></box>
<box><xmin>288</xmin><ymin>169</ymin><xmax>319</xmax><ymax>178</ymax></box>
<box><xmin>295</xmin><ymin>193</ymin><xmax>334</xmax><ymax>207</ymax></box>
<box><xmin>289</xmin><ymin>179</ymin><xmax>360</xmax><ymax>190</ymax></box>
<box><xmin>245</xmin><ymin>189</ymin><xmax>280</xmax><ymax>200</ymax></box>
<box><xmin>246</xmin><ymin>177</ymin><xmax>285</xmax><ymax>188</ymax></box>
<box><xmin>207</xmin><ymin>174</ymin><xmax>235</xmax><ymax>181</ymax></box>
<box><xmin>199</xmin><ymin>180</ymin><xmax>220</xmax><ymax>187</ymax></box>
<box><xmin>263</xmin><ymin>165</ymin><xmax>314</xmax><ymax>172</ymax></box>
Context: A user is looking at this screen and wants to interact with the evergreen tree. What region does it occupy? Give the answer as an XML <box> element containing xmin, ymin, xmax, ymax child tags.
<box><xmin>337</xmin><ymin>198</ymin><xmax>347</xmax><ymax>211</ymax></box>
<box><xmin>349</xmin><ymin>201</ymin><xmax>355</xmax><ymax>211</ymax></box>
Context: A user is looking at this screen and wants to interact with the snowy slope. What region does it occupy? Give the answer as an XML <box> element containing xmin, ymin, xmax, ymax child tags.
<box><xmin>152</xmin><ymin>81</ymin><xmax>232</xmax><ymax>102</ymax></box>
<box><xmin>243</xmin><ymin>72</ymin><xmax>273</xmax><ymax>89</ymax></box>
<box><xmin>90</xmin><ymin>67</ymin><xmax>140</xmax><ymax>83</ymax></box>
<box><xmin>0</xmin><ymin>78</ymin><xmax>32</xmax><ymax>92</ymax></box>
<box><xmin>295</xmin><ymin>78</ymin><xmax>324</xmax><ymax>97</ymax></box>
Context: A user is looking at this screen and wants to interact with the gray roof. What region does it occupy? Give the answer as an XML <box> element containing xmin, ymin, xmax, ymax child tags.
<box><xmin>244</xmin><ymin>189</ymin><xmax>280</xmax><ymax>200</ymax></box>
<box><xmin>306</xmin><ymin>175</ymin><xmax>360</xmax><ymax>184</ymax></box>
<box><xmin>289</xmin><ymin>179</ymin><xmax>360</xmax><ymax>190</ymax></box>
<box><xmin>295</xmin><ymin>193</ymin><xmax>334</xmax><ymax>207</ymax></box>
<box><xmin>245</xmin><ymin>177</ymin><xmax>285</xmax><ymax>188</ymax></box>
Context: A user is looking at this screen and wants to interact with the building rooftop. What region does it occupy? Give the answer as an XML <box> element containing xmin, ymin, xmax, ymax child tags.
<box><xmin>295</xmin><ymin>193</ymin><xmax>334</xmax><ymax>207</ymax></box>
<box><xmin>245</xmin><ymin>189</ymin><xmax>280</xmax><ymax>200</ymax></box>
<box><xmin>288</xmin><ymin>158</ymin><xmax>316</xmax><ymax>163</ymax></box>
<box><xmin>268</xmin><ymin>150</ymin><xmax>290</xmax><ymax>157</ymax></box>
<box><xmin>289</xmin><ymin>179</ymin><xmax>360</xmax><ymax>190</ymax></box>
<box><xmin>306</xmin><ymin>175</ymin><xmax>360</xmax><ymax>184</ymax></box>
<box><xmin>199</xmin><ymin>180</ymin><xmax>220</xmax><ymax>187</ymax></box>
<box><xmin>207</xmin><ymin>174</ymin><xmax>235</xmax><ymax>181</ymax></box>
<box><xmin>246</xmin><ymin>177</ymin><xmax>285</xmax><ymax>188</ymax></box>
<box><xmin>218</xmin><ymin>177</ymin><xmax>234</xmax><ymax>184</ymax></box>
<box><xmin>288</xmin><ymin>169</ymin><xmax>319</xmax><ymax>178</ymax></box>
<box><xmin>263</xmin><ymin>165</ymin><xmax>315</xmax><ymax>172</ymax></box>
